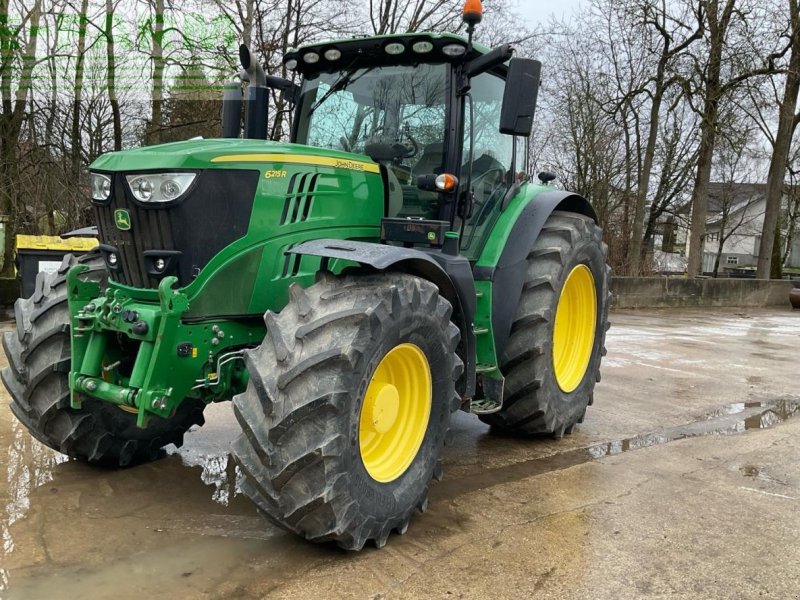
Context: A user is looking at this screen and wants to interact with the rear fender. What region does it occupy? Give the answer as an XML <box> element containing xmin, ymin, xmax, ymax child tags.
<box><xmin>473</xmin><ymin>191</ymin><xmax>597</xmax><ymax>361</ymax></box>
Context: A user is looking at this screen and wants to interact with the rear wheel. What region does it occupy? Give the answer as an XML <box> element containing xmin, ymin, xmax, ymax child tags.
<box><xmin>231</xmin><ymin>273</ymin><xmax>462</xmax><ymax>550</ymax></box>
<box><xmin>480</xmin><ymin>211</ymin><xmax>611</xmax><ymax>436</ymax></box>
<box><xmin>1</xmin><ymin>253</ymin><xmax>205</xmax><ymax>466</ymax></box>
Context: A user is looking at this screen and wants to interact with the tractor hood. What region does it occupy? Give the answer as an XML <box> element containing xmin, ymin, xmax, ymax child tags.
<box><xmin>90</xmin><ymin>138</ymin><xmax>380</xmax><ymax>173</ymax></box>
<box><xmin>87</xmin><ymin>138</ymin><xmax>385</xmax><ymax>293</ymax></box>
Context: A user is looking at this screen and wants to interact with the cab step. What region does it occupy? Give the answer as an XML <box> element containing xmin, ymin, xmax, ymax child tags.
<box><xmin>470</xmin><ymin>397</ymin><xmax>502</xmax><ymax>415</ymax></box>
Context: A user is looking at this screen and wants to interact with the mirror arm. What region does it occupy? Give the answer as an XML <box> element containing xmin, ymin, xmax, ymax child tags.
<box><xmin>263</xmin><ymin>75</ymin><xmax>301</xmax><ymax>104</ymax></box>
<box><xmin>465</xmin><ymin>44</ymin><xmax>514</xmax><ymax>78</ymax></box>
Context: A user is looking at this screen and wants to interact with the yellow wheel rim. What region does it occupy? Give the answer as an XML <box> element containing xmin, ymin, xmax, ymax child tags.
<box><xmin>359</xmin><ymin>343</ymin><xmax>432</xmax><ymax>483</ymax></box>
<box><xmin>552</xmin><ymin>264</ymin><xmax>597</xmax><ymax>393</ymax></box>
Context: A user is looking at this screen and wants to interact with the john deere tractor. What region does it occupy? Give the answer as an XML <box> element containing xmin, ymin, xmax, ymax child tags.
<box><xmin>2</xmin><ymin>2</ymin><xmax>609</xmax><ymax>550</ymax></box>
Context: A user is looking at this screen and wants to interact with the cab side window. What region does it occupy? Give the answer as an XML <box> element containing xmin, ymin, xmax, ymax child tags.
<box><xmin>461</xmin><ymin>72</ymin><xmax>514</xmax><ymax>259</ymax></box>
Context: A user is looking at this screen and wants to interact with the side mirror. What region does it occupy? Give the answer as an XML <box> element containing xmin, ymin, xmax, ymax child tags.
<box><xmin>499</xmin><ymin>58</ymin><xmax>541</xmax><ymax>137</ymax></box>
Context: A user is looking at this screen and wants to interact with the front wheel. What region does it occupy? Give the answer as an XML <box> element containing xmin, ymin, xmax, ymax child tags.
<box><xmin>480</xmin><ymin>211</ymin><xmax>611</xmax><ymax>436</ymax></box>
<box><xmin>231</xmin><ymin>273</ymin><xmax>462</xmax><ymax>550</ymax></box>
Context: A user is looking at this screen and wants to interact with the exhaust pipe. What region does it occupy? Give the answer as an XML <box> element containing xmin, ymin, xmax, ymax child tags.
<box><xmin>239</xmin><ymin>44</ymin><xmax>269</xmax><ymax>139</ymax></box>
<box><xmin>221</xmin><ymin>81</ymin><xmax>242</xmax><ymax>138</ymax></box>
<box><xmin>239</xmin><ymin>45</ymin><xmax>266</xmax><ymax>86</ymax></box>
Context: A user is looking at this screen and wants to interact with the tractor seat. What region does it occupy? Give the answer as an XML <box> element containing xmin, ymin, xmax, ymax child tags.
<box><xmin>414</xmin><ymin>142</ymin><xmax>444</xmax><ymax>176</ymax></box>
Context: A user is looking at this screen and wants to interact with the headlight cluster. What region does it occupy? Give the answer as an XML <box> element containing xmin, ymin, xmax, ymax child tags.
<box><xmin>125</xmin><ymin>173</ymin><xmax>197</xmax><ymax>203</ymax></box>
<box><xmin>91</xmin><ymin>173</ymin><xmax>112</xmax><ymax>201</ymax></box>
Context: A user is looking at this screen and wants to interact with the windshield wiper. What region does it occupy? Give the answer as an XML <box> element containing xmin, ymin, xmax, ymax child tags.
<box><xmin>307</xmin><ymin>66</ymin><xmax>375</xmax><ymax>116</ymax></box>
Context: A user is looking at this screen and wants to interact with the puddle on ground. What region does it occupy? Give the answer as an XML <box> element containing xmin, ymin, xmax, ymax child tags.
<box><xmin>1</xmin><ymin>395</ymin><xmax>798</xmax><ymax>595</ymax></box>
<box><xmin>156</xmin><ymin>397</ymin><xmax>800</xmax><ymax>507</ymax></box>
<box><xmin>436</xmin><ymin>396</ymin><xmax>800</xmax><ymax>501</ymax></box>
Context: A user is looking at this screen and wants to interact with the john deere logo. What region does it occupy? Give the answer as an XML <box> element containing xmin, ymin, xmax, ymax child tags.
<box><xmin>114</xmin><ymin>209</ymin><xmax>131</xmax><ymax>231</ymax></box>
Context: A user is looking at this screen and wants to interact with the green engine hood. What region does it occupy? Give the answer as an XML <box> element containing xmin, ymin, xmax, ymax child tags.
<box><xmin>90</xmin><ymin>138</ymin><xmax>380</xmax><ymax>173</ymax></box>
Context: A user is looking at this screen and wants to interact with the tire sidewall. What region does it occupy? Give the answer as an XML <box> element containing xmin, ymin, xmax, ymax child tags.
<box><xmin>544</xmin><ymin>227</ymin><xmax>608</xmax><ymax>421</ymax></box>
<box><xmin>342</xmin><ymin>302</ymin><xmax>454</xmax><ymax>521</ymax></box>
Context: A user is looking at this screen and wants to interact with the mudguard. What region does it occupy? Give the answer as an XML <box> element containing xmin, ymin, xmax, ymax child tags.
<box><xmin>290</xmin><ymin>239</ymin><xmax>477</xmax><ymax>397</ymax></box>
<box><xmin>472</xmin><ymin>190</ymin><xmax>598</xmax><ymax>361</ymax></box>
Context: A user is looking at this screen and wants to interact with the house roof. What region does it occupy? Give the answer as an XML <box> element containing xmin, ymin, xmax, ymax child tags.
<box><xmin>675</xmin><ymin>182</ymin><xmax>766</xmax><ymax>216</ymax></box>
<box><xmin>706</xmin><ymin>182</ymin><xmax>766</xmax><ymax>213</ymax></box>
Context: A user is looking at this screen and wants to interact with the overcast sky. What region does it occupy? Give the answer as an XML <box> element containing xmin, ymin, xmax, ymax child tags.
<box><xmin>513</xmin><ymin>0</ymin><xmax>585</xmax><ymax>26</ymax></box>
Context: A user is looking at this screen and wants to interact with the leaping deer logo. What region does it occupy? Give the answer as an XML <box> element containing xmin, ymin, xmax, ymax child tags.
<box><xmin>114</xmin><ymin>209</ymin><xmax>131</xmax><ymax>231</ymax></box>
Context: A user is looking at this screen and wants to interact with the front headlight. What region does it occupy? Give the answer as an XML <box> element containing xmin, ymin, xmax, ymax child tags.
<box><xmin>125</xmin><ymin>173</ymin><xmax>197</xmax><ymax>203</ymax></box>
<box><xmin>91</xmin><ymin>173</ymin><xmax>112</xmax><ymax>201</ymax></box>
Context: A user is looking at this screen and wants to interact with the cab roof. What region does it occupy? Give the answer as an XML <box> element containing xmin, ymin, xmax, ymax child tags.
<box><xmin>283</xmin><ymin>32</ymin><xmax>495</xmax><ymax>77</ymax></box>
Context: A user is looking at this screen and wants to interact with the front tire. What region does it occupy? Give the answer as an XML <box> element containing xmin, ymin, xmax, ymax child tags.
<box><xmin>480</xmin><ymin>211</ymin><xmax>611</xmax><ymax>436</ymax></box>
<box><xmin>1</xmin><ymin>253</ymin><xmax>206</xmax><ymax>466</ymax></box>
<box><xmin>231</xmin><ymin>273</ymin><xmax>462</xmax><ymax>550</ymax></box>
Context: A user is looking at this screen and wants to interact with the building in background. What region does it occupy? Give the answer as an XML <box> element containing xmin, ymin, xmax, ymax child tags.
<box><xmin>651</xmin><ymin>183</ymin><xmax>800</xmax><ymax>276</ymax></box>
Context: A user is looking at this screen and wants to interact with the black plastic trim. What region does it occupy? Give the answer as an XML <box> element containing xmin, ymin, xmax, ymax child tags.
<box><xmin>143</xmin><ymin>249</ymin><xmax>182</xmax><ymax>278</ymax></box>
<box><xmin>61</xmin><ymin>226</ymin><xmax>99</xmax><ymax>239</ymax></box>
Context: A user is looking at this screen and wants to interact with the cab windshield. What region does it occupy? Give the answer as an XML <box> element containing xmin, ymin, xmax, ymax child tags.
<box><xmin>295</xmin><ymin>63</ymin><xmax>449</xmax><ymax>218</ymax></box>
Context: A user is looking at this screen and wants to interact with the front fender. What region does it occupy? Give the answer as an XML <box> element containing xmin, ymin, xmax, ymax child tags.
<box><xmin>290</xmin><ymin>239</ymin><xmax>476</xmax><ymax>398</ymax></box>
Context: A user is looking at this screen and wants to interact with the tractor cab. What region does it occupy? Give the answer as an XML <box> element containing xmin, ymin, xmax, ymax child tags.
<box><xmin>227</xmin><ymin>30</ymin><xmax>541</xmax><ymax>259</ymax></box>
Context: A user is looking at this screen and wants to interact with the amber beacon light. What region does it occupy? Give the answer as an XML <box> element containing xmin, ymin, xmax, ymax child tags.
<box><xmin>463</xmin><ymin>0</ymin><xmax>483</xmax><ymax>26</ymax></box>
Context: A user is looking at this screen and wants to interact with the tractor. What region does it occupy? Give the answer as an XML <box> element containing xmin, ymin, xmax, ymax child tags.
<box><xmin>2</xmin><ymin>0</ymin><xmax>610</xmax><ymax>550</ymax></box>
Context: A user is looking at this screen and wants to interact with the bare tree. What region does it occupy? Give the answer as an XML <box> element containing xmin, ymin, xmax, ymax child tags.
<box><xmin>756</xmin><ymin>0</ymin><xmax>799</xmax><ymax>278</ymax></box>
<box><xmin>147</xmin><ymin>0</ymin><xmax>166</xmax><ymax>144</ymax></box>
<box><xmin>623</xmin><ymin>0</ymin><xmax>704</xmax><ymax>274</ymax></box>
<box><xmin>686</xmin><ymin>0</ymin><xmax>782</xmax><ymax>277</ymax></box>
<box><xmin>0</xmin><ymin>0</ymin><xmax>43</xmax><ymax>275</ymax></box>
<box><xmin>368</xmin><ymin>0</ymin><xmax>458</xmax><ymax>35</ymax></box>
<box><xmin>106</xmin><ymin>0</ymin><xmax>122</xmax><ymax>150</ymax></box>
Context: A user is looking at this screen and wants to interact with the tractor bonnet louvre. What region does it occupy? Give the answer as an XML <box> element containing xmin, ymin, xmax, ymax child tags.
<box><xmin>280</xmin><ymin>172</ymin><xmax>319</xmax><ymax>225</ymax></box>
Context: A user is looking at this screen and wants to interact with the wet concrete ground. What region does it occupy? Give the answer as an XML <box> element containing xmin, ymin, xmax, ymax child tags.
<box><xmin>1</xmin><ymin>307</ymin><xmax>800</xmax><ymax>599</ymax></box>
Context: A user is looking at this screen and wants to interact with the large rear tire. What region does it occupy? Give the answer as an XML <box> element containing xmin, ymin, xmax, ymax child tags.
<box><xmin>231</xmin><ymin>273</ymin><xmax>462</xmax><ymax>550</ymax></box>
<box><xmin>1</xmin><ymin>253</ymin><xmax>206</xmax><ymax>467</ymax></box>
<box><xmin>480</xmin><ymin>211</ymin><xmax>611</xmax><ymax>436</ymax></box>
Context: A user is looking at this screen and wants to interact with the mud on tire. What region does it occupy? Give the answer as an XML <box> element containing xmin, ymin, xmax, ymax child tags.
<box><xmin>480</xmin><ymin>211</ymin><xmax>611</xmax><ymax>436</ymax></box>
<box><xmin>1</xmin><ymin>253</ymin><xmax>205</xmax><ymax>467</ymax></box>
<box><xmin>231</xmin><ymin>272</ymin><xmax>462</xmax><ymax>550</ymax></box>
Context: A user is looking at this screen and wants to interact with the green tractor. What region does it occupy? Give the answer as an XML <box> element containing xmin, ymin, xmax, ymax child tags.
<box><xmin>2</xmin><ymin>2</ymin><xmax>609</xmax><ymax>550</ymax></box>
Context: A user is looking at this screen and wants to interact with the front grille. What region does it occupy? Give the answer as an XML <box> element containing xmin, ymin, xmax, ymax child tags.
<box><xmin>95</xmin><ymin>188</ymin><xmax>176</xmax><ymax>288</ymax></box>
<box><xmin>94</xmin><ymin>170</ymin><xmax>259</xmax><ymax>288</ymax></box>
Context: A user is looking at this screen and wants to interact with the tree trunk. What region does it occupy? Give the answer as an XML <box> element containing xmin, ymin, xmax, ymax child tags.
<box><xmin>149</xmin><ymin>0</ymin><xmax>165</xmax><ymax>145</ymax></box>
<box><xmin>687</xmin><ymin>111</ymin><xmax>719</xmax><ymax>276</ymax></box>
<box><xmin>242</xmin><ymin>0</ymin><xmax>254</xmax><ymax>48</ymax></box>
<box><xmin>71</xmin><ymin>0</ymin><xmax>89</xmax><ymax>180</ymax></box>
<box><xmin>0</xmin><ymin>0</ymin><xmax>42</xmax><ymax>276</ymax></box>
<box><xmin>687</xmin><ymin>0</ymin><xmax>732</xmax><ymax>277</ymax></box>
<box><xmin>713</xmin><ymin>225</ymin><xmax>725</xmax><ymax>278</ymax></box>
<box><xmin>106</xmin><ymin>0</ymin><xmax>122</xmax><ymax>151</ymax></box>
<box><xmin>770</xmin><ymin>219</ymin><xmax>783</xmax><ymax>278</ymax></box>
<box><xmin>628</xmin><ymin>73</ymin><xmax>666</xmax><ymax>275</ymax></box>
<box><xmin>756</xmin><ymin>0</ymin><xmax>799</xmax><ymax>279</ymax></box>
